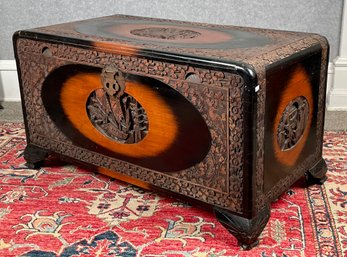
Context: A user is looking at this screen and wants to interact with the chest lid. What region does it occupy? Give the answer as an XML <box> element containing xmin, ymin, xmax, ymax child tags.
<box><xmin>15</xmin><ymin>14</ymin><xmax>314</xmax><ymax>65</ymax></box>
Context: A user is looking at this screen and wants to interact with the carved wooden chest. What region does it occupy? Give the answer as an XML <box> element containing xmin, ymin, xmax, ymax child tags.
<box><xmin>13</xmin><ymin>15</ymin><xmax>329</xmax><ymax>249</ymax></box>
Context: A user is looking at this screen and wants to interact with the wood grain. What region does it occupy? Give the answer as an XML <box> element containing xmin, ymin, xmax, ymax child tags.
<box><xmin>60</xmin><ymin>73</ymin><xmax>178</xmax><ymax>158</ymax></box>
<box><xmin>97</xmin><ymin>167</ymin><xmax>151</xmax><ymax>190</ymax></box>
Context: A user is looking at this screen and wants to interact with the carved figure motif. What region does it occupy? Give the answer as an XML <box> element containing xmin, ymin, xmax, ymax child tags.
<box><xmin>277</xmin><ymin>96</ymin><xmax>309</xmax><ymax>151</ymax></box>
<box><xmin>87</xmin><ymin>67</ymin><xmax>148</xmax><ymax>144</ymax></box>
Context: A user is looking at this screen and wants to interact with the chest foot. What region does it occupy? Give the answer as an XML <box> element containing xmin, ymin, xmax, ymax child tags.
<box><xmin>214</xmin><ymin>204</ymin><xmax>270</xmax><ymax>250</ymax></box>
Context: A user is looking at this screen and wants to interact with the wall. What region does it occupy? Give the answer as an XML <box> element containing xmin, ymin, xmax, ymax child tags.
<box><xmin>0</xmin><ymin>0</ymin><xmax>344</xmax><ymax>105</ymax></box>
<box><xmin>0</xmin><ymin>0</ymin><xmax>343</xmax><ymax>60</ymax></box>
<box><xmin>328</xmin><ymin>1</ymin><xmax>347</xmax><ymax>110</ymax></box>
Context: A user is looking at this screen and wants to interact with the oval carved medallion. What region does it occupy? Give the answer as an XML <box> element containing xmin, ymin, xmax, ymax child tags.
<box><xmin>277</xmin><ymin>96</ymin><xmax>309</xmax><ymax>151</ymax></box>
<box><xmin>130</xmin><ymin>27</ymin><xmax>201</xmax><ymax>40</ymax></box>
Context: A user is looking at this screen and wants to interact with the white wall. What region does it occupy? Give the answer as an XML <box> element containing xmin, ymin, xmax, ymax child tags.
<box><xmin>327</xmin><ymin>0</ymin><xmax>347</xmax><ymax>111</ymax></box>
<box><xmin>0</xmin><ymin>0</ymin><xmax>343</xmax><ymax>60</ymax></box>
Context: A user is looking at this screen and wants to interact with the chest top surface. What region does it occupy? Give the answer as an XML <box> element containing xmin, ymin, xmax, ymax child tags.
<box><xmin>17</xmin><ymin>14</ymin><xmax>316</xmax><ymax>64</ymax></box>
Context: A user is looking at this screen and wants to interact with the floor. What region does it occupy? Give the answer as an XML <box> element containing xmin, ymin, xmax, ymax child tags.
<box><xmin>0</xmin><ymin>101</ymin><xmax>346</xmax><ymax>130</ymax></box>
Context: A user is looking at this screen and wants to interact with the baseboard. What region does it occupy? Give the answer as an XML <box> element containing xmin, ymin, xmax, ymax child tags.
<box><xmin>0</xmin><ymin>60</ymin><xmax>342</xmax><ymax>109</ymax></box>
<box><xmin>327</xmin><ymin>62</ymin><xmax>334</xmax><ymax>98</ymax></box>
<box><xmin>327</xmin><ymin>57</ymin><xmax>347</xmax><ymax>111</ymax></box>
<box><xmin>327</xmin><ymin>90</ymin><xmax>347</xmax><ymax>111</ymax></box>
<box><xmin>0</xmin><ymin>60</ymin><xmax>20</xmax><ymax>102</ymax></box>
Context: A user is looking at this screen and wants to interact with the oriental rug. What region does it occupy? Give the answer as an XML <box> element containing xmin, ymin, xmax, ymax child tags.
<box><xmin>0</xmin><ymin>122</ymin><xmax>346</xmax><ymax>257</ymax></box>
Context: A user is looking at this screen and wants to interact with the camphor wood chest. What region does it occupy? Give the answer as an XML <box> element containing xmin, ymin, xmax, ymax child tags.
<box><xmin>13</xmin><ymin>15</ymin><xmax>329</xmax><ymax>249</ymax></box>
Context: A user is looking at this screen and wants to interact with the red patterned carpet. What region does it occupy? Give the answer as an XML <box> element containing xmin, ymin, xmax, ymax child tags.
<box><xmin>0</xmin><ymin>122</ymin><xmax>346</xmax><ymax>257</ymax></box>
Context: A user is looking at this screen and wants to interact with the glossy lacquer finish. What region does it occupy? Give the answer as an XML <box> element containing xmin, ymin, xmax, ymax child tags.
<box><xmin>42</xmin><ymin>64</ymin><xmax>211</xmax><ymax>172</ymax></box>
<box><xmin>13</xmin><ymin>14</ymin><xmax>329</xmax><ymax>251</ymax></box>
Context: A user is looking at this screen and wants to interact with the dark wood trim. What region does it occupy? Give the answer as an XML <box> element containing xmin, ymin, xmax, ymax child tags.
<box><xmin>306</xmin><ymin>158</ymin><xmax>328</xmax><ymax>185</ymax></box>
<box><xmin>23</xmin><ymin>144</ymin><xmax>49</xmax><ymax>169</ymax></box>
<box><xmin>214</xmin><ymin>203</ymin><xmax>270</xmax><ymax>250</ymax></box>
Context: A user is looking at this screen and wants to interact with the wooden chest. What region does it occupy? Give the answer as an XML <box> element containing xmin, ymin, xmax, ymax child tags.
<box><xmin>13</xmin><ymin>15</ymin><xmax>329</xmax><ymax>249</ymax></box>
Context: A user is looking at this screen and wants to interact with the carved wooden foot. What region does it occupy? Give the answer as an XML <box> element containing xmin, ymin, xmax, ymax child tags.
<box><xmin>214</xmin><ymin>204</ymin><xmax>270</xmax><ymax>250</ymax></box>
<box><xmin>306</xmin><ymin>158</ymin><xmax>328</xmax><ymax>185</ymax></box>
<box><xmin>23</xmin><ymin>144</ymin><xmax>48</xmax><ymax>169</ymax></box>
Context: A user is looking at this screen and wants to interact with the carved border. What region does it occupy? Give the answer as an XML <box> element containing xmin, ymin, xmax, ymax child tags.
<box><xmin>16</xmin><ymin>38</ymin><xmax>245</xmax><ymax>213</ymax></box>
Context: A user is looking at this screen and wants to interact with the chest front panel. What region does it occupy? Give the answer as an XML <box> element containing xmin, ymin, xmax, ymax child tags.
<box><xmin>16</xmin><ymin>38</ymin><xmax>247</xmax><ymax>213</ymax></box>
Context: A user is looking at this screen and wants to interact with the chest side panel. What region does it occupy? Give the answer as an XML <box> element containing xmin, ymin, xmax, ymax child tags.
<box><xmin>264</xmin><ymin>46</ymin><xmax>323</xmax><ymax>193</ymax></box>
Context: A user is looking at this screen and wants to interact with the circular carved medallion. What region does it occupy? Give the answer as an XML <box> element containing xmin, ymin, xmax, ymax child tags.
<box><xmin>86</xmin><ymin>67</ymin><xmax>148</xmax><ymax>144</ymax></box>
<box><xmin>87</xmin><ymin>90</ymin><xmax>148</xmax><ymax>144</ymax></box>
<box><xmin>130</xmin><ymin>27</ymin><xmax>201</xmax><ymax>40</ymax></box>
<box><xmin>277</xmin><ymin>96</ymin><xmax>309</xmax><ymax>151</ymax></box>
